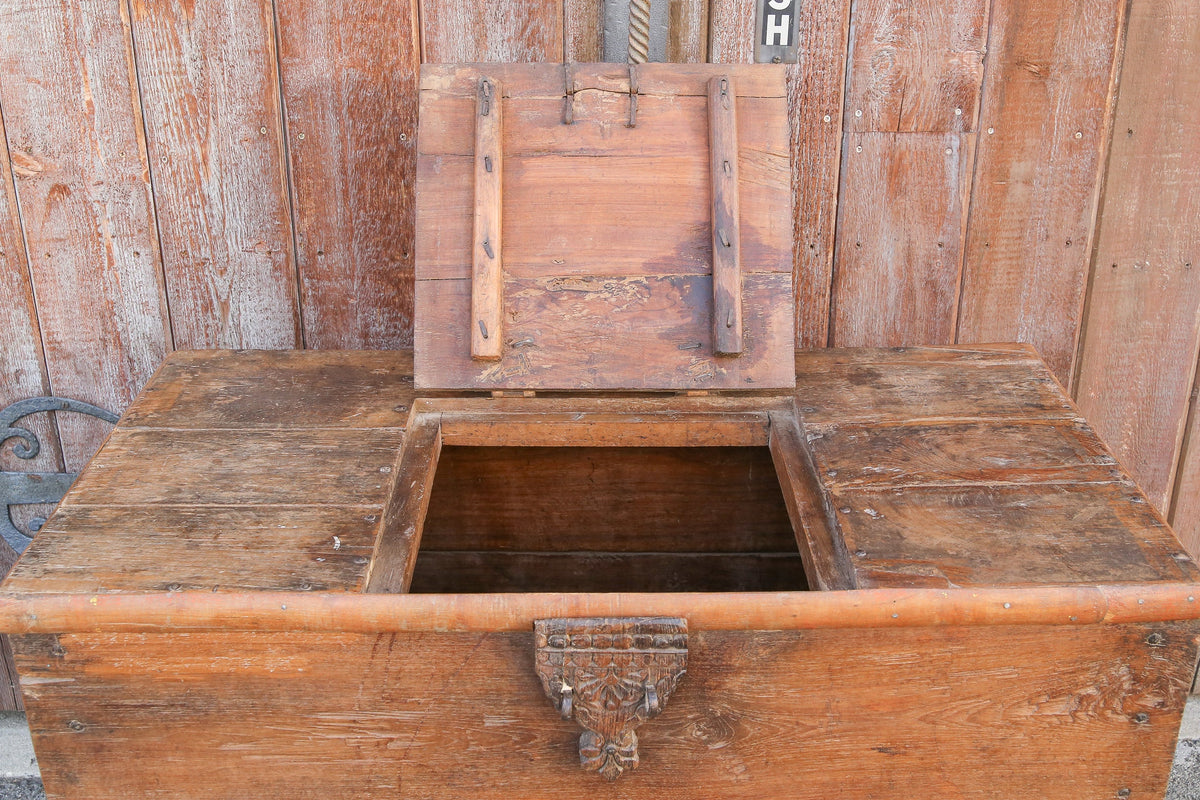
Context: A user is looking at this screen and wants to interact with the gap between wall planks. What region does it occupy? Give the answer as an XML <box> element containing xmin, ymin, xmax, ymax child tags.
<box><xmin>0</xmin><ymin>0</ymin><xmax>171</xmax><ymax>471</ymax></box>
<box><xmin>957</xmin><ymin>0</ymin><xmax>1128</xmax><ymax>383</ymax></box>
<box><xmin>1075</xmin><ymin>1</ymin><xmax>1200</xmax><ymax>538</ymax></box>
<box><xmin>709</xmin><ymin>0</ymin><xmax>852</xmax><ymax>350</ymax></box>
<box><xmin>829</xmin><ymin>0</ymin><xmax>987</xmax><ymax>348</ymax></box>
<box><xmin>274</xmin><ymin>0</ymin><xmax>421</xmax><ymax>349</ymax></box>
<box><xmin>128</xmin><ymin>0</ymin><xmax>301</xmax><ymax>349</ymax></box>
<box><xmin>419</xmin><ymin>0</ymin><xmax>564</xmax><ymax>63</ymax></box>
<box><xmin>0</xmin><ymin>109</ymin><xmax>57</xmax><ymax>713</ymax></box>
<box><xmin>0</xmin><ymin>101</ymin><xmax>64</xmax><ymax>576</ymax></box>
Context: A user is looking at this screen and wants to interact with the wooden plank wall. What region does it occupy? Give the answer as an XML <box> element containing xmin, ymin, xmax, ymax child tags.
<box><xmin>1</xmin><ymin>0</ymin><xmax>1199</xmax><ymax>705</ymax></box>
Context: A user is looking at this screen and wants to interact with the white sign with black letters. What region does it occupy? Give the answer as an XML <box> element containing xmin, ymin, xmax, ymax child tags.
<box><xmin>755</xmin><ymin>0</ymin><xmax>800</xmax><ymax>63</ymax></box>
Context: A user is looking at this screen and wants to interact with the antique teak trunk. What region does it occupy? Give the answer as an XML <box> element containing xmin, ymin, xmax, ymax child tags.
<box><xmin>2</xmin><ymin>63</ymin><xmax>1200</xmax><ymax>799</ymax></box>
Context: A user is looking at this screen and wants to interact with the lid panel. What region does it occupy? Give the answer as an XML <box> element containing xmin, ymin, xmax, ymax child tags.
<box><xmin>414</xmin><ymin>63</ymin><xmax>794</xmax><ymax>391</ymax></box>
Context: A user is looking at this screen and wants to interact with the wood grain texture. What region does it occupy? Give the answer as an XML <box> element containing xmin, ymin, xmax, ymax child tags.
<box><xmin>63</xmin><ymin>427</ymin><xmax>403</xmax><ymax>507</ymax></box>
<box><xmin>0</xmin><ymin>0</ymin><xmax>170</xmax><ymax>469</ymax></box>
<box><xmin>416</xmin><ymin>273</ymin><xmax>796</xmax><ymax>390</ymax></box>
<box><xmin>768</xmin><ymin>410</ymin><xmax>857</xmax><ymax>591</ymax></box>
<box><xmin>0</xmin><ymin>111</ymin><xmax>47</xmax><ymax>705</ymax></box>
<box><xmin>844</xmin><ymin>0</ymin><xmax>988</xmax><ymax>134</ymax></box>
<box><xmin>832</xmin><ymin>482</ymin><xmax>1196</xmax><ymax>589</ymax></box>
<box><xmin>415</xmin><ymin>64</ymin><xmax>793</xmax><ymax>391</ymax></box>
<box><xmin>709</xmin><ymin>75</ymin><xmax>743</xmax><ymax>354</ymax></box>
<box><xmin>666</xmin><ymin>0</ymin><xmax>708</xmax><ymax>63</ymax></box>
<box><xmin>120</xmin><ymin>350</ymin><xmax>415</xmax><ymax>430</ymax></box>
<box><xmin>958</xmin><ymin>0</ymin><xmax>1127</xmax><ymax>381</ymax></box>
<box><xmin>830</xmin><ymin>132</ymin><xmax>974</xmax><ymax>346</ymax></box>
<box><xmin>129</xmin><ymin>0</ymin><xmax>300</xmax><ymax>349</ymax></box>
<box><xmin>275</xmin><ymin>0</ymin><xmax>420</xmax><ymax>349</ymax></box>
<box><xmin>13</xmin><ymin>623</ymin><xmax>1195</xmax><ymax>798</ymax></box>
<box><xmin>471</xmin><ymin>76</ymin><xmax>504</xmax><ymax>360</ymax></box>
<box><xmin>805</xmin><ymin>419</ymin><xmax>1123</xmax><ymax>489</ymax></box>
<box><xmin>419</xmin><ymin>0</ymin><xmax>564</xmax><ymax>62</ymax></box>
<box><xmin>0</xmin><ymin>634</ymin><xmax>17</xmax><ymax>712</ymax></box>
<box><xmin>707</xmin><ymin>0</ymin><xmax>754</xmax><ymax>63</ymax></box>
<box><xmin>793</xmin><ymin>345</ymin><xmax>1076</xmax><ymax>424</ymax></box>
<box><xmin>6</xmin><ymin>505</ymin><xmax>380</xmax><ymax>595</ymax></box>
<box><xmin>365</xmin><ymin>413</ymin><xmax>441</xmax><ymax>594</ymax></box>
<box><xmin>0</xmin><ymin>93</ymin><xmax>62</xmax><ymax>578</ymax></box>
<box><xmin>1074</xmin><ymin>1</ymin><xmax>1200</xmax><ymax>515</ymax></box>
<box><xmin>790</xmin><ymin>0</ymin><xmax>852</xmax><ymax>348</ymax></box>
<box><xmin>564</xmin><ymin>0</ymin><xmax>603</xmax><ymax>62</ymax></box>
<box><xmin>1174</xmin><ymin>375</ymin><xmax>1200</xmax><ymax>558</ymax></box>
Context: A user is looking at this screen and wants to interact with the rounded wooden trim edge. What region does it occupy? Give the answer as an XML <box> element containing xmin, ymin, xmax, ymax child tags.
<box><xmin>2</xmin><ymin>584</ymin><xmax>1199</xmax><ymax>634</ymax></box>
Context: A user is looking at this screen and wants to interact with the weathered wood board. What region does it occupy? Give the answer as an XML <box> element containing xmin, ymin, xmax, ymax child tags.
<box><xmin>414</xmin><ymin>63</ymin><xmax>795</xmax><ymax>391</ymax></box>
<box><xmin>1074</xmin><ymin>1</ymin><xmax>1200</xmax><ymax>519</ymax></box>
<box><xmin>11</xmin><ymin>623</ymin><xmax>1195</xmax><ymax>799</ymax></box>
<box><xmin>0</xmin><ymin>0</ymin><xmax>171</xmax><ymax>470</ymax></box>
<box><xmin>129</xmin><ymin>0</ymin><xmax>300</xmax><ymax>349</ymax></box>
<box><xmin>276</xmin><ymin>0</ymin><xmax>422</xmax><ymax>349</ymax></box>
<box><xmin>420</xmin><ymin>0</ymin><xmax>564</xmax><ymax>62</ymax></box>
<box><xmin>957</xmin><ymin>0</ymin><xmax>1127</xmax><ymax>382</ymax></box>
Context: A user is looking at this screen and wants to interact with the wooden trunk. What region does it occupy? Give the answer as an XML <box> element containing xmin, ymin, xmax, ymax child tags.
<box><xmin>1</xmin><ymin>64</ymin><xmax>1198</xmax><ymax>798</ymax></box>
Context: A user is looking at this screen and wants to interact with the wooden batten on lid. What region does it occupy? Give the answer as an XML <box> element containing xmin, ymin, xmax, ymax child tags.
<box><xmin>414</xmin><ymin>63</ymin><xmax>795</xmax><ymax>392</ymax></box>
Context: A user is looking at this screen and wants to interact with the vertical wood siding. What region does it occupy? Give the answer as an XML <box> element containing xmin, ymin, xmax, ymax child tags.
<box><xmin>0</xmin><ymin>0</ymin><xmax>171</xmax><ymax>469</ymax></box>
<box><xmin>958</xmin><ymin>0</ymin><xmax>1127</xmax><ymax>382</ymax></box>
<box><xmin>830</xmin><ymin>0</ymin><xmax>986</xmax><ymax>348</ymax></box>
<box><xmin>2</xmin><ymin>0</ymin><xmax>1200</xmax><ymax>700</ymax></box>
<box><xmin>275</xmin><ymin>0</ymin><xmax>422</xmax><ymax>349</ymax></box>
<box><xmin>1074</xmin><ymin>1</ymin><xmax>1200</xmax><ymax>528</ymax></box>
<box><xmin>129</xmin><ymin>0</ymin><xmax>301</xmax><ymax>349</ymax></box>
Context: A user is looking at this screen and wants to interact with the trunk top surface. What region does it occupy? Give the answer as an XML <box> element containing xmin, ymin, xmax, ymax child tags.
<box><xmin>2</xmin><ymin>344</ymin><xmax>1197</xmax><ymax>633</ymax></box>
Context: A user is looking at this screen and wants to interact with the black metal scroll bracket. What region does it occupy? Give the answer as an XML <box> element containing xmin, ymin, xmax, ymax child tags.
<box><xmin>1</xmin><ymin>397</ymin><xmax>118</xmax><ymax>555</ymax></box>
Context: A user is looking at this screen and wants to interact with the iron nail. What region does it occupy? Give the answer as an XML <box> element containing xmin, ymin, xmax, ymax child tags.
<box><xmin>677</xmin><ymin>341</ymin><xmax>702</xmax><ymax>351</ymax></box>
<box><xmin>482</xmin><ymin>239</ymin><xmax>494</xmax><ymax>259</ymax></box>
<box><xmin>723</xmin><ymin>159</ymin><xmax>732</xmax><ymax>176</ymax></box>
<box><xmin>485</xmin><ymin>155</ymin><xmax>492</xmax><ymax>173</ymax></box>
<box><xmin>478</xmin><ymin>319</ymin><xmax>489</xmax><ymax>339</ymax></box>
<box><xmin>512</xmin><ymin>338</ymin><xmax>535</xmax><ymax>348</ymax></box>
<box><xmin>726</xmin><ymin>309</ymin><xmax>734</xmax><ymax>328</ymax></box>
<box><xmin>1133</xmin><ymin>712</ymin><xmax>1149</xmax><ymax>724</ymax></box>
<box><xmin>718</xmin><ymin>228</ymin><xmax>731</xmax><ymax>248</ymax></box>
<box><xmin>68</xmin><ymin>720</ymin><xmax>85</xmax><ymax>732</ymax></box>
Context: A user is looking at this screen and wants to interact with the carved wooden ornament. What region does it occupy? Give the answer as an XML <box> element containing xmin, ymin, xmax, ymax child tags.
<box><xmin>534</xmin><ymin>617</ymin><xmax>688</xmax><ymax>780</ymax></box>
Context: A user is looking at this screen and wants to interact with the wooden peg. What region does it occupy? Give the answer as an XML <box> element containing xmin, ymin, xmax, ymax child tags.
<box><xmin>472</xmin><ymin>76</ymin><xmax>503</xmax><ymax>360</ymax></box>
<box><xmin>709</xmin><ymin>75</ymin><xmax>742</xmax><ymax>356</ymax></box>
